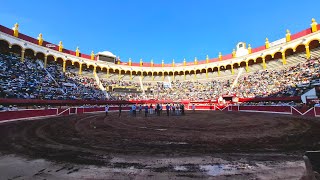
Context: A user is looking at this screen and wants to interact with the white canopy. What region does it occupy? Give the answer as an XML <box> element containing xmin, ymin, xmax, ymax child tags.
<box><xmin>97</xmin><ymin>51</ymin><xmax>116</xmax><ymax>58</ymax></box>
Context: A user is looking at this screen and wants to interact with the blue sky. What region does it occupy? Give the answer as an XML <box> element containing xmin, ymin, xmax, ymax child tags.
<box><xmin>1</xmin><ymin>0</ymin><xmax>319</xmax><ymax>64</ymax></box>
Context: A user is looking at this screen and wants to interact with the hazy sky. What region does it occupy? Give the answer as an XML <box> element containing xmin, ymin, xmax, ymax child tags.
<box><xmin>1</xmin><ymin>0</ymin><xmax>319</xmax><ymax>63</ymax></box>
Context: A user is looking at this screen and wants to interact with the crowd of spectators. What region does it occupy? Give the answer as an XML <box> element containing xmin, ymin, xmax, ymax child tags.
<box><xmin>122</xmin><ymin>58</ymin><xmax>319</xmax><ymax>101</ymax></box>
<box><xmin>0</xmin><ymin>52</ymin><xmax>319</xmax><ymax>103</ymax></box>
<box><xmin>0</xmin><ymin>53</ymin><xmax>107</xmax><ymax>100</ymax></box>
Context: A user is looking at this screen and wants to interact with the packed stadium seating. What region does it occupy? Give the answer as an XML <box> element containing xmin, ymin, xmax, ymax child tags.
<box><xmin>1</xmin><ymin>50</ymin><xmax>319</xmax><ymax>102</ymax></box>
<box><xmin>0</xmin><ymin>53</ymin><xmax>106</xmax><ymax>100</ymax></box>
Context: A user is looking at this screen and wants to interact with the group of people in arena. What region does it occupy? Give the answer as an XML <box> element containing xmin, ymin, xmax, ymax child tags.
<box><xmin>0</xmin><ymin>52</ymin><xmax>319</xmax><ymax>104</ymax></box>
<box><xmin>132</xmin><ymin>103</ymin><xmax>186</xmax><ymax>117</ymax></box>
<box><xmin>104</xmin><ymin>103</ymin><xmax>186</xmax><ymax>117</ymax></box>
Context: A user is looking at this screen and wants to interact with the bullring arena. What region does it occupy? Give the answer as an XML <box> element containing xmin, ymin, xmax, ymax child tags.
<box><xmin>0</xmin><ymin>105</ymin><xmax>319</xmax><ymax>179</ymax></box>
<box><xmin>1</xmin><ymin>15</ymin><xmax>320</xmax><ymax>179</ymax></box>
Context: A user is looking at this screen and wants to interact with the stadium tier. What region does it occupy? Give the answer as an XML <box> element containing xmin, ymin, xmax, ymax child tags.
<box><xmin>0</xmin><ymin>20</ymin><xmax>320</xmax><ymax>103</ymax></box>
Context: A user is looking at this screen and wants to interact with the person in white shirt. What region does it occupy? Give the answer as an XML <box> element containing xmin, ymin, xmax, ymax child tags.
<box><xmin>105</xmin><ymin>105</ymin><xmax>109</xmax><ymax>116</ymax></box>
<box><xmin>192</xmin><ymin>104</ymin><xmax>196</xmax><ymax>112</ymax></box>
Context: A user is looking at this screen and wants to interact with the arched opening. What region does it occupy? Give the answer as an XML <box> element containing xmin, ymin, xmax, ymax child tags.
<box><xmin>240</xmin><ymin>61</ymin><xmax>246</xmax><ymax>68</ymax></box>
<box><xmin>233</xmin><ymin>63</ymin><xmax>239</xmax><ymax>69</ymax></box>
<box><xmin>153</xmin><ymin>72</ymin><xmax>158</xmax><ymax>77</ymax></box>
<box><xmin>273</xmin><ymin>52</ymin><xmax>282</xmax><ymax>60</ymax></box>
<box><xmin>56</xmin><ymin>57</ymin><xmax>64</xmax><ymax>66</ymax></box>
<box><xmin>143</xmin><ymin>71</ymin><xmax>148</xmax><ymax>76</ymax></box>
<box><xmin>308</xmin><ymin>39</ymin><xmax>320</xmax><ymax>50</ymax></box>
<box><xmin>256</xmin><ymin>57</ymin><xmax>263</xmax><ymax>64</ymax></box>
<box><xmin>73</xmin><ymin>61</ymin><xmax>81</xmax><ymax>69</ymax></box>
<box><xmin>47</xmin><ymin>55</ymin><xmax>55</xmax><ymax>65</ymax></box>
<box><xmin>264</xmin><ymin>54</ymin><xmax>272</xmax><ymax>62</ymax></box>
<box><xmin>120</xmin><ymin>70</ymin><xmax>126</xmax><ymax>78</ymax></box>
<box><xmin>109</xmin><ymin>68</ymin><xmax>115</xmax><ymax>74</ymax></box>
<box><xmin>65</xmin><ymin>59</ymin><xmax>73</xmax><ymax>72</ymax></box>
<box><xmin>24</xmin><ymin>48</ymin><xmax>35</xmax><ymax>60</ymax></box>
<box><xmin>114</xmin><ymin>69</ymin><xmax>120</xmax><ymax>75</ymax></box>
<box><xmin>87</xmin><ymin>64</ymin><xmax>95</xmax><ymax>73</ymax></box>
<box><xmin>295</xmin><ymin>44</ymin><xmax>306</xmax><ymax>53</ymax></box>
<box><xmin>147</xmin><ymin>71</ymin><xmax>152</xmax><ymax>76</ymax></box>
<box><xmin>285</xmin><ymin>48</ymin><xmax>294</xmax><ymax>57</ymax></box>
<box><xmin>96</xmin><ymin>66</ymin><xmax>102</xmax><ymax>73</ymax></box>
<box><xmin>213</xmin><ymin>67</ymin><xmax>218</xmax><ymax>73</ymax></box>
<box><xmin>225</xmin><ymin>64</ymin><xmax>232</xmax><ymax>71</ymax></box>
<box><xmin>35</xmin><ymin>52</ymin><xmax>45</xmax><ymax>61</ymax></box>
<box><xmin>10</xmin><ymin>44</ymin><xmax>22</xmax><ymax>56</ymax></box>
<box><xmin>200</xmin><ymin>69</ymin><xmax>206</xmax><ymax>74</ymax></box>
<box><xmin>247</xmin><ymin>59</ymin><xmax>255</xmax><ymax>66</ymax></box>
<box><xmin>168</xmin><ymin>71</ymin><xmax>173</xmax><ymax>76</ymax></box>
<box><xmin>0</xmin><ymin>40</ymin><xmax>10</xmax><ymax>54</ymax></box>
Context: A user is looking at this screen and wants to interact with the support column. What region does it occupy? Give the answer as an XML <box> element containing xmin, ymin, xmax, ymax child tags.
<box><xmin>262</xmin><ymin>57</ymin><xmax>266</xmax><ymax>69</ymax></box>
<box><xmin>79</xmin><ymin>63</ymin><xmax>82</xmax><ymax>75</ymax></box>
<box><xmin>282</xmin><ymin>52</ymin><xmax>287</xmax><ymax>65</ymax></box>
<box><xmin>21</xmin><ymin>50</ymin><xmax>25</xmax><ymax>62</ymax></box>
<box><xmin>93</xmin><ymin>66</ymin><xmax>97</xmax><ymax>74</ymax></box>
<box><xmin>206</xmin><ymin>69</ymin><xmax>208</xmax><ymax>79</ymax></box>
<box><xmin>106</xmin><ymin>68</ymin><xmax>109</xmax><ymax>78</ymax></box>
<box><xmin>62</xmin><ymin>60</ymin><xmax>66</xmax><ymax>73</ymax></box>
<box><xmin>184</xmin><ymin>71</ymin><xmax>186</xmax><ymax>80</ymax></box>
<box><xmin>118</xmin><ymin>70</ymin><xmax>121</xmax><ymax>80</ymax></box>
<box><xmin>44</xmin><ymin>55</ymin><xmax>48</xmax><ymax>68</ymax></box>
<box><xmin>141</xmin><ymin>71</ymin><xmax>143</xmax><ymax>79</ymax></box>
<box><xmin>194</xmin><ymin>70</ymin><xmax>197</xmax><ymax>80</ymax></box>
<box><xmin>162</xmin><ymin>73</ymin><xmax>164</xmax><ymax>81</ymax></box>
<box><xmin>231</xmin><ymin>65</ymin><xmax>234</xmax><ymax>75</ymax></box>
<box><xmin>218</xmin><ymin>67</ymin><xmax>220</xmax><ymax>76</ymax></box>
<box><xmin>172</xmin><ymin>72</ymin><xmax>175</xmax><ymax>80</ymax></box>
<box><xmin>130</xmin><ymin>71</ymin><xmax>133</xmax><ymax>80</ymax></box>
<box><xmin>152</xmin><ymin>72</ymin><xmax>154</xmax><ymax>81</ymax></box>
<box><xmin>306</xmin><ymin>45</ymin><xmax>311</xmax><ymax>59</ymax></box>
<box><xmin>245</xmin><ymin>62</ymin><xmax>249</xmax><ymax>72</ymax></box>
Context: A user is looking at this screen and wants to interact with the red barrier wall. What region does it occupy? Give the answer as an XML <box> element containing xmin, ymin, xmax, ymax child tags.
<box><xmin>0</xmin><ymin>109</ymin><xmax>58</xmax><ymax>121</ymax></box>
<box><xmin>315</xmin><ymin>107</ymin><xmax>320</xmax><ymax>117</ymax></box>
<box><xmin>239</xmin><ymin>106</ymin><xmax>291</xmax><ymax>113</ymax></box>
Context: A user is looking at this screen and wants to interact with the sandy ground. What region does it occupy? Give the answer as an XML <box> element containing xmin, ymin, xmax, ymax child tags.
<box><xmin>0</xmin><ymin>154</ymin><xmax>306</xmax><ymax>180</ymax></box>
<box><xmin>0</xmin><ymin>111</ymin><xmax>319</xmax><ymax>179</ymax></box>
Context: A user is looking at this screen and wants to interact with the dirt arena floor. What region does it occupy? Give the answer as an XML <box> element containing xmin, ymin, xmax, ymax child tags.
<box><xmin>0</xmin><ymin>111</ymin><xmax>320</xmax><ymax>179</ymax></box>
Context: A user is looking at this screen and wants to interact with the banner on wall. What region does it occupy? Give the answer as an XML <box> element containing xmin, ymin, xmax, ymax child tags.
<box><xmin>46</xmin><ymin>44</ymin><xmax>56</xmax><ymax>48</ymax></box>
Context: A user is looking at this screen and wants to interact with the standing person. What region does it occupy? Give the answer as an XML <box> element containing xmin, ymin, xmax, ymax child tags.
<box><xmin>166</xmin><ymin>104</ymin><xmax>170</xmax><ymax>116</ymax></box>
<box><xmin>157</xmin><ymin>104</ymin><xmax>161</xmax><ymax>116</ymax></box>
<box><xmin>160</xmin><ymin>104</ymin><xmax>163</xmax><ymax>115</ymax></box>
<box><xmin>181</xmin><ymin>104</ymin><xmax>185</xmax><ymax>115</ymax></box>
<box><xmin>176</xmin><ymin>104</ymin><xmax>180</xmax><ymax>116</ymax></box>
<box><xmin>132</xmin><ymin>104</ymin><xmax>137</xmax><ymax>117</ymax></box>
<box><xmin>192</xmin><ymin>103</ymin><xmax>196</xmax><ymax>112</ymax></box>
<box><xmin>172</xmin><ymin>104</ymin><xmax>176</xmax><ymax>115</ymax></box>
<box><xmin>139</xmin><ymin>104</ymin><xmax>142</xmax><ymax>114</ymax></box>
<box><xmin>105</xmin><ymin>104</ymin><xmax>109</xmax><ymax>116</ymax></box>
<box><xmin>144</xmin><ymin>104</ymin><xmax>149</xmax><ymax>117</ymax></box>
<box><xmin>150</xmin><ymin>104</ymin><xmax>153</xmax><ymax>115</ymax></box>
<box><xmin>118</xmin><ymin>104</ymin><xmax>122</xmax><ymax>117</ymax></box>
